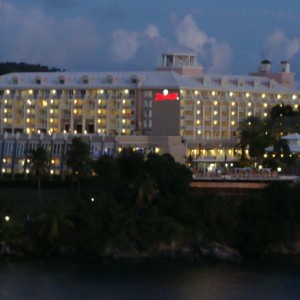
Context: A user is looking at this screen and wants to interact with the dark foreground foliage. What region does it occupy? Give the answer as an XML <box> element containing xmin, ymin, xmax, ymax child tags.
<box><xmin>0</xmin><ymin>151</ymin><xmax>300</xmax><ymax>259</ymax></box>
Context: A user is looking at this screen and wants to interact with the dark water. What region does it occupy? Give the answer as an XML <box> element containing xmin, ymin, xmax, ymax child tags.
<box><xmin>1</xmin><ymin>258</ymin><xmax>300</xmax><ymax>300</ymax></box>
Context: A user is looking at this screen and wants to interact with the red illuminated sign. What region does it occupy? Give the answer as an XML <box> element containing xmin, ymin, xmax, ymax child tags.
<box><xmin>154</xmin><ymin>92</ymin><xmax>179</xmax><ymax>102</ymax></box>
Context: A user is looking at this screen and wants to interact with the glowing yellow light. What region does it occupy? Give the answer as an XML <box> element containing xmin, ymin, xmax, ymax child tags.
<box><xmin>4</xmin><ymin>109</ymin><xmax>7</xmax><ymax>113</ymax></box>
<box><xmin>197</xmin><ymin>110</ymin><xmax>200</xmax><ymax>115</ymax></box>
<box><xmin>4</xmin><ymin>99</ymin><xmax>7</xmax><ymax>104</ymax></box>
<box><xmin>211</xmin><ymin>91</ymin><xmax>216</xmax><ymax>96</ymax></box>
<box><xmin>122</xmin><ymin>99</ymin><xmax>126</xmax><ymax>104</ymax></box>
<box><xmin>74</xmin><ymin>99</ymin><xmax>77</xmax><ymax>104</ymax></box>
<box><xmin>100</xmin><ymin>89</ymin><xmax>104</xmax><ymax>94</ymax></box>
<box><xmin>262</xmin><ymin>93</ymin><xmax>266</xmax><ymax>98</ymax></box>
<box><xmin>4</xmin><ymin>118</ymin><xmax>7</xmax><ymax>123</ymax></box>
<box><xmin>264</xmin><ymin>112</ymin><xmax>268</xmax><ymax>117</ymax></box>
<box><xmin>124</xmin><ymin>89</ymin><xmax>129</xmax><ymax>94</ymax></box>
<box><xmin>231</xmin><ymin>121</ymin><xmax>235</xmax><ymax>125</ymax></box>
<box><xmin>264</xmin><ymin>103</ymin><xmax>268</xmax><ymax>108</ymax></box>
<box><xmin>50</xmin><ymin>99</ymin><xmax>54</xmax><ymax>104</ymax></box>
<box><xmin>231</xmin><ymin>111</ymin><xmax>235</xmax><ymax>116</ymax></box>
<box><xmin>214</xmin><ymin>110</ymin><xmax>218</xmax><ymax>115</ymax></box>
<box><xmin>50</xmin><ymin>109</ymin><xmax>54</xmax><ymax>114</ymax></box>
<box><xmin>197</xmin><ymin>100</ymin><xmax>200</xmax><ymax>105</ymax></box>
<box><xmin>52</xmin><ymin>90</ymin><xmax>56</xmax><ymax>94</ymax></box>
<box><xmin>248</xmin><ymin>102</ymin><xmax>252</xmax><ymax>107</ymax></box>
<box><xmin>74</xmin><ymin>109</ymin><xmax>77</xmax><ymax>114</ymax></box>
<box><xmin>122</xmin><ymin>119</ymin><xmax>126</xmax><ymax>124</ymax></box>
<box><xmin>6</xmin><ymin>90</ymin><xmax>10</xmax><ymax>94</ymax></box>
<box><xmin>98</xmin><ymin>109</ymin><xmax>102</xmax><ymax>114</ymax></box>
<box><xmin>97</xmin><ymin>119</ymin><xmax>101</xmax><ymax>124</ymax></box>
<box><xmin>98</xmin><ymin>99</ymin><xmax>102</xmax><ymax>104</ymax></box>
<box><xmin>26</xmin><ymin>118</ymin><xmax>30</xmax><ymax>123</ymax></box>
<box><xmin>248</xmin><ymin>112</ymin><xmax>252</xmax><ymax>116</ymax></box>
<box><xmin>292</xmin><ymin>95</ymin><xmax>297</xmax><ymax>100</ymax></box>
<box><xmin>197</xmin><ymin>130</ymin><xmax>201</xmax><ymax>134</ymax></box>
<box><xmin>50</xmin><ymin>170</ymin><xmax>54</xmax><ymax>175</ymax></box>
<box><xmin>196</xmin><ymin>120</ymin><xmax>200</xmax><ymax>125</ymax></box>
<box><xmin>122</xmin><ymin>109</ymin><xmax>126</xmax><ymax>114</ymax></box>
<box><xmin>231</xmin><ymin>101</ymin><xmax>235</xmax><ymax>106</ymax></box>
<box><xmin>122</xmin><ymin>129</ymin><xmax>126</xmax><ymax>133</ymax></box>
<box><xmin>29</xmin><ymin>90</ymin><xmax>33</xmax><ymax>94</ymax></box>
<box><xmin>246</xmin><ymin>92</ymin><xmax>250</xmax><ymax>98</ymax></box>
<box><xmin>277</xmin><ymin>94</ymin><xmax>281</xmax><ymax>99</ymax></box>
<box><xmin>229</xmin><ymin>92</ymin><xmax>233</xmax><ymax>97</ymax></box>
<box><xmin>195</xmin><ymin>90</ymin><xmax>198</xmax><ymax>95</ymax></box>
<box><xmin>214</xmin><ymin>100</ymin><xmax>218</xmax><ymax>106</ymax></box>
<box><xmin>155</xmin><ymin>147</ymin><xmax>160</xmax><ymax>153</ymax></box>
<box><xmin>213</xmin><ymin>120</ymin><xmax>218</xmax><ymax>125</ymax></box>
<box><xmin>50</xmin><ymin>118</ymin><xmax>53</xmax><ymax>123</ymax></box>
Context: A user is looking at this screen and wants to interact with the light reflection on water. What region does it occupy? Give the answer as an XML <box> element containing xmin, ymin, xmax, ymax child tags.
<box><xmin>0</xmin><ymin>258</ymin><xmax>300</xmax><ymax>300</ymax></box>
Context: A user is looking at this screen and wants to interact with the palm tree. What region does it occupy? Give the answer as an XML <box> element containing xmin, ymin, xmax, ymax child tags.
<box><xmin>29</xmin><ymin>146</ymin><xmax>49</xmax><ymax>203</ymax></box>
<box><xmin>36</xmin><ymin>201</ymin><xmax>75</xmax><ymax>255</ymax></box>
<box><xmin>66</xmin><ymin>137</ymin><xmax>91</xmax><ymax>193</ymax></box>
<box><xmin>237</xmin><ymin>116</ymin><xmax>269</xmax><ymax>164</ymax></box>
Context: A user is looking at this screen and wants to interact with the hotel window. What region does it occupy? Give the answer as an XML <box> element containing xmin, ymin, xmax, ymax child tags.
<box><xmin>12</xmin><ymin>77</ymin><xmax>19</xmax><ymax>85</ymax></box>
<box><xmin>105</xmin><ymin>75</ymin><xmax>114</xmax><ymax>84</ymax></box>
<box><xmin>82</xmin><ymin>76</ymin><xmax>89</xmax><ymax>84</ymax></box>
<box><xmin>80</xmin><ymin>90</ymin><xmax>86</xmax><ymax>98</ymax></box>
<box><xmin>45</xmin><ymin>90</ymin><xmax>50</xmax><ymax>98</ymax></box>
<box><xmin>35</xmin><ymin>77</ymin><xmax>41</xmax><ymax>85</ymax></box>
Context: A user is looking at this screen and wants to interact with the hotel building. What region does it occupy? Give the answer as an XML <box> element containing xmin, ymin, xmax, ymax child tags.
<box><xmin>0</xmin><ymin>53</ymin><xmax>299</xmax><ymax>176</ymax></box>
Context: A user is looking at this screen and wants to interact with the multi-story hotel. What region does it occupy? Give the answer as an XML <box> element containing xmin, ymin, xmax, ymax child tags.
<box><xmin>0</xmin><ymin>53</ymin><xmax>299</xmax><ymax>176</ymax></box>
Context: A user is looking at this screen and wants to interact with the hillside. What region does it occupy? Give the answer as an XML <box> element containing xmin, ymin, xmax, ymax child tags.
<box><xmin>0</xmin><ymin>62</ymin><xmax>63</xmax><ymax>75</ymax></box>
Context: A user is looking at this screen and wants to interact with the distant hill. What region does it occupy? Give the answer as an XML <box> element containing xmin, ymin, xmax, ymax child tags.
<box><xmin>0</xmin><ymin>62</ymin><xmax>64</xmax><ymax>75</ymax></box>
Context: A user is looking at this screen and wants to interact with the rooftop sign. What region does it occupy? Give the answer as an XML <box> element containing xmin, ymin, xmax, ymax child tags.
<box><xmin>154</xmin><ymin>89</ymin><xmax>179</xmax><ymax>102</ymax></box>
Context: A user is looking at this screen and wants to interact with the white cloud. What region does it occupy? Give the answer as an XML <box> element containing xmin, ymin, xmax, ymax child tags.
<box><xmin>263</xmin><ymin>29</ymin><xmax>300</xmax><ymax>60</ymax></box>
<box><xmin>0</xmin><ymin>1</ymin><xmax>102</xmax><ymax>69</ymax></box>
<box><xmin>110</xmin><ymin>24</ymin><xmax>161</xmax><ymax>62</ymax></box>
<box><xmin>175</xmin><ymin>15</ymin><xmax>232</xmax><ymax>73</ymax></box>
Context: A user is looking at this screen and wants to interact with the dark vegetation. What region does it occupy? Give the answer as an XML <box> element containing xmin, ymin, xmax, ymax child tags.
<box><xmin>0</xmin><ymin>143</ymin><xmax>300</xmax><ymax>259</ymax></box>
<box><xmin>0</xmin><ymin>62</ymin><xmax>63</xmax><ymax>75</ymax></box>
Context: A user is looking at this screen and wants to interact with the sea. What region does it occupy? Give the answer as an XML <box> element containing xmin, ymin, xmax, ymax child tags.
<box><xmin>0</xmin><ymin>257</ymin><xmax>300</xmax><ymax>300</ymax></box>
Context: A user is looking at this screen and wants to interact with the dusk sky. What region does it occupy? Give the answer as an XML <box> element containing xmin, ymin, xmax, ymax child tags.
<box><xmin>1</xmin><ymin>0</ymin><xmax>300</xmax><ymax>83</ymax></box>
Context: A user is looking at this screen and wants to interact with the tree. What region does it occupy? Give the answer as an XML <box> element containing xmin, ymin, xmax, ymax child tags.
<box><xmin>29</xmin><ymin>146</ymin><xmax>49</xmax><ymax>203</ymax></box>
<box><xmin>237</xmin><ymin>116</ymin><xmax>269</xmax><ymax>164</ymax></box>
<box><xmin>66</xmin><ymin>137</ymin><xmax>91</xmax><ymax>192</ymax></box>
<box><xmin>35</xmin><ymin>200</ymin><xmax>75</xmax><ymax>255</ymax></box>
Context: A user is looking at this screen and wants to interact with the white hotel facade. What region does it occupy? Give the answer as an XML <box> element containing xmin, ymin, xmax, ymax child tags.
<box><xmin>0</xmin><ymin>53</ymin><xmax>299</xmax><ymax>176</ymax></box>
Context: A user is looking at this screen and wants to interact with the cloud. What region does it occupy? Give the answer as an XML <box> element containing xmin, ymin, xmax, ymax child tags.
<box><xmin>0</xmin><ymin>1</ymin><xmax>102</xmax><ymax>69</ymax></box>
<box><xmin>262</xmin><ymin>29</ymin><xmax>300</xmax><ymax>60</ymax></box>
<box><xmin>175</xmin><ymin>15</ymin><xmax>232</xmax><ymax>73</ymax></box>
<box><xmin>110</xmin><ymin>24</ymin><xmax>162</xmax><ymax>62</ymax></box>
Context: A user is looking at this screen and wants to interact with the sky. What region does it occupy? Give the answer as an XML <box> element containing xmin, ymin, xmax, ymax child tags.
<box><xmin>0</xmin><ymin>0</ymin><xmax>300</xmax><ymax>83</ymax></box>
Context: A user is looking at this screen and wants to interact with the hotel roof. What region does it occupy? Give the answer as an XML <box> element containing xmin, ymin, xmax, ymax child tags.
<box><xmin>0</xmin><ymin>70</ymin><xmax>299</xmax><ymax>95</ymax></box>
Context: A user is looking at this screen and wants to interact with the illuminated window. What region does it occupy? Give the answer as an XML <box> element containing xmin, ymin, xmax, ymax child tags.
<box><xmin>214</xmin><ymin>111</ymin><xmax>218</xmax><ymax>115</ymax></box>
<box><xmin>211</xmin><ymin>91</ymin><xmax>216</xmax><ymax>96</ymax></box>
<box><xmin>262</xmin><ymin>93</ymin><xmax>266</xmax><ymax>98</ymax></box>
<box><xmin>196</xmin><ymin>120</ymin><xmax>200</xmax><ymax>125</ymax></box>
<box><xmin>231</xmin><ymin>121</ymin><xmax>235</xmax><ymax>125</ymax></box>
<box><xmin>292</xmin><ymin>95</ymin><xmax>297</xmax><ymax>100</ymax></box>
<box><xmin>229</xmin><ymin>92</ymin><xmax>233</xmax><ymax>97</ymax></box>
<box><xmin>247</xmin><ymin>112</ymin><xmax>252</xmax><ymax>116</ymax></box>
<box><xmin>196</xmin><ymin>110</ymin><xmax>200</xmax><ymax>115</ymax></box>
<box><xmin>122</xmin><ymin>99</ymin><xmax>126</xmax><ymax>104</ymax></box>
<box><xmin>231</xmin><ymin>111</ymin><xmax>235</xmax><ymax>116</ymax></box>
<box><xmin>248</xmin><ymin>102</ymin><xmax>252</xmax><ymax>107</ymax></box>
<box><xmin>264</xmin><ymin>113</ymin><xmax>268</xmax><ymax>117</ymax></box>
<box><xmin>246</xmin><ymin>92</ymin><xmax>250</xmax><ymax>98</ymax></box>
<box><xmin>214</xmin><ymin>101</ymin><xmax>218</xmax><ymax>106</ymax></box>
<box><xmin>213</xmin><ymin>120</ymin><xmax>218</xmax><ymax>125</ymax></box>
<box><xmin>263</xmin><ymin>103</ymin><xmax>268</xmax><ymax>108</ymax></box>
<box><xmin>197</xmin><ymin>130</ymin><xmax>201</xmax><ymax>134</ymax></box>
<box><xmin>197</xmin><ymin>100</ymin><xmax>200</xmax><ymax>105</ymax></box>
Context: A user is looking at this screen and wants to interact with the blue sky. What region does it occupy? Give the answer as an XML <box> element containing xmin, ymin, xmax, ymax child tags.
<box><xmin>0</xmin><ymin>0</ymin><xmax>300</xmax><ymax>82</ymax></box>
